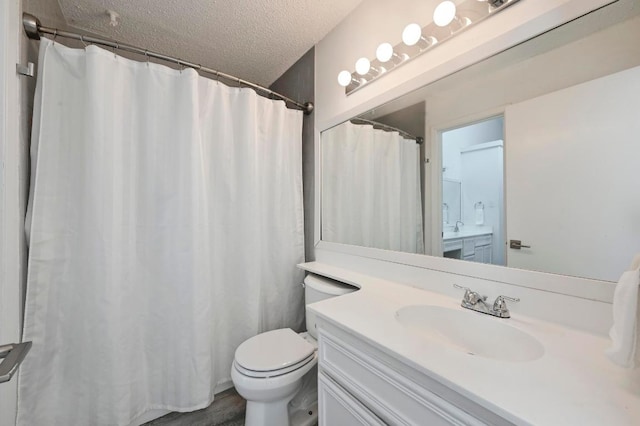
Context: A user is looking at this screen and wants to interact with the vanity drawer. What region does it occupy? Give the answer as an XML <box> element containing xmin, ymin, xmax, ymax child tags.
<box><xmin>318</xmin><ymin>371</ymin><xmax>385</xmax><ymax>426</ymax></box>
<box><xmin>474</xmin><ymin>235</ymin><xmax>492</xmax><ymax>247</ymax></box>
<box><xmin>443</xmin><ymin>238</ymin><xmax>462</xmax><ymax>252</ymax></box>
<box><xmin>319</xmin><ymin>330</ymin><xmax>484</xmax><ymax>426</ymax></box>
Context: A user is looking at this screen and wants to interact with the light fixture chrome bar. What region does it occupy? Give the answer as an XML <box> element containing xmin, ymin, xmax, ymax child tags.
<box><xmin>351</xmin><ymin>118</ymin><xmax>423</xmax><ymax>144</ymax></box>
<box><xmin>343</xmin><ymin>0</ymin><xmax>521</xmax><ymax>96</ymax></box>
<box><xmin>22</xmin><ymin>13</ymin><xmax>314</xmax><ymax>115</ymax></box>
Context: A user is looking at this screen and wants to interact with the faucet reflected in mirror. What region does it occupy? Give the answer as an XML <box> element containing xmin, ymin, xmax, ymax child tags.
<box><xmin>320</xmin><ymin>2</ymin><xmax>640</xmax><ymax>282</ymax></box>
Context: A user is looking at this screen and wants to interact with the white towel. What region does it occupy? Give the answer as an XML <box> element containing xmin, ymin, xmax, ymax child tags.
<box><xmin>605</xmin><ymin>267</ymin><xmax>640</xmax><ymax>368</ymax></box>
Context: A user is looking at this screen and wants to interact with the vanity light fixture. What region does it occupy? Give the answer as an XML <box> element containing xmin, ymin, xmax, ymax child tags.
<box><xmin>355</xmin><ymin>57</ymin><xmax>371</xmax><ymax>75</ymax></box>
<box><xmin>402</xmin><ymin>23</ymin><xmax>422</xmax><ymax>46</ymax></box>
<box><xmin>376</xmin><ymin>42</ymin><xmax>409</xmax><ymax>65</ymax></box>
<box><xmin>337</xmin><ymin>70</ymin><xmax>354</xmax><ymax>87</ymax></box>
<box><xmin>376</xmin><ymin>42</ymin><xmax>394</xmax><ymax>63</ymax></box>
<box><xmin>337</xmin><ymin>0</ymin><xmax>522</xmax><ymax>95</ymax></box>
<box><xmin>433</xmin><ymin>1</ymin><xmax>457</xmax><ymax>27</ymax></box>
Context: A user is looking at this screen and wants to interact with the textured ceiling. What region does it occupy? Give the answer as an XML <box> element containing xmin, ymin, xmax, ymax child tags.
<box><xmin>56</xmin><ymin>0</ymin><xmax>363</xmax><ymax>86</ymax></box>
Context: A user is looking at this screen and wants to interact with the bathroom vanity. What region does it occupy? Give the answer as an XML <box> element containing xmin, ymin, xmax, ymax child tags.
<box><xmin>300</xmin><ymin>263</ymin><xmax>640</xmax><ymax>426</ymax></box>
<box><xmin>443</xmin><ymin>227</ymin><xmax>493</xmax><ymax>263</ymax></box>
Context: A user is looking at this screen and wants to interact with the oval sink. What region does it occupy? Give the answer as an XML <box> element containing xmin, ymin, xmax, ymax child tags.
<box><xmin>396</xmin><ymin>305</ymin><xmax>544</xmax><ymax>362</ymax></box>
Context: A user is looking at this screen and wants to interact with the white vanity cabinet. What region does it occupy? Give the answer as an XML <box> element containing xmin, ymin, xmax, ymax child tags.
<box><xmin>445</xmin><ymin>233</ymin><xmax>492</xmax><ymax>264</ymax></box>
<box><xmin>317</xmin><ymin>321</ymin><xmax>511</xmax><ymax>426</ymax></box>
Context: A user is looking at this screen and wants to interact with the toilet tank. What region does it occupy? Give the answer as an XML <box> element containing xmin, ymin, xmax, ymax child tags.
<box><xmin>304</xmin><ymin>274</ymin><xmax>357</xmax><ymax>339</ymax></box>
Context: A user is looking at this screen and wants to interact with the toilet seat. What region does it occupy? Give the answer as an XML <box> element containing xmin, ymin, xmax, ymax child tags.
<box><xmin>234</xmin><ymin>328</ymin><xmax>315</xmax><ymax>377</ymax></box>
<box><xmin>234</xmin><ymin>353</ymin><xmax>316</xmax><ymax>378</ymax></box>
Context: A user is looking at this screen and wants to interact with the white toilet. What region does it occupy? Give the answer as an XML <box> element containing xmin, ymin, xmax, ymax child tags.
<box><xmin>231</xmin><ymin>274</ymin><xmax>357</xmax><ymax>426</ymax></box>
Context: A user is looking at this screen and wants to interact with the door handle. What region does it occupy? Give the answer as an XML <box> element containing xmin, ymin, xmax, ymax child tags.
<box><xmin>0</xmin><ymin>341</ymin><xmax>32</xmax><ymax>383</ymax></box>
<box><xmin>509</xmin><ymin>239</ymin><xmax>531</xmax><ymax>250</ymax></box>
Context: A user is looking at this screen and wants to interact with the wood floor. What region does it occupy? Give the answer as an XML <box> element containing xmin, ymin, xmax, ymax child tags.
<box><xmin>143</xmin><ymin>388</ymin><xmax>246</xmax><ymax>426</ymax></box>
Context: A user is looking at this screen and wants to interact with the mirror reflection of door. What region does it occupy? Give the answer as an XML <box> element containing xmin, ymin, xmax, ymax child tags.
<box><xmin>441</xmin><ymin>116</ymin><xmax>505</xmax><ymax>266</ymax></box>
<box><xmin>505</xmin><ymin>66</ymin><xmax>640</xmax><ymax>281</ymax></box>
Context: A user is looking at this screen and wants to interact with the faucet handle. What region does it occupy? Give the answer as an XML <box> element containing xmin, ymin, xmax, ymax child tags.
<box><xmin>493</xmin><ymin>295</ymin><xmax>520</xmax><ymax>314</ymax></box>
<box><xmin>453</xmin><ymin>284</ymin><xmax>486</xmax><ymax>305</ymax></box>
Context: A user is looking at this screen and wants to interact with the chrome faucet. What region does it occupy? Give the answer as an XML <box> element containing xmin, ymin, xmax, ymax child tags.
<box><xmin>453</xmin><ymin>284</ymin><xmax>519</xmax><ymax>318</ymax></box>
<box><xmin>454</xmin><ymin>220</ymin><xmax>464</xmax><ymax>232</ymax></box>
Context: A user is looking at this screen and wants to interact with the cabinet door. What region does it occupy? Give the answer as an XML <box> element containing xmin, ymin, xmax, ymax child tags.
<box><xmin>482</xmin><ymin>245</ymin><xmax>492</xmax><ymax>264</ymax></box>
<box><xmin>319</xmin><ymin>372</ymin><xmax>385</xmax><ymax>426</ymax></box>
<box><xmin>462</xmin><ymin>238</ymin><xmax>476</xmax><ymax>257</ymax></box>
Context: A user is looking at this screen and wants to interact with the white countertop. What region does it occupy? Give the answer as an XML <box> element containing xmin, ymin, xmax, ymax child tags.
<box><xmin>443</xmin><ymin>225</ymin><xmax>493</xmax><ymax>240</ymax></box>
<box><xmin>300</xmin><ymin>261</ymin><xmax>640</xmax><ymax>426</ymax></box>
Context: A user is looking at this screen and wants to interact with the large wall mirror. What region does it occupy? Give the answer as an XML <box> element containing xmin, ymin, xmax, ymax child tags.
<box><xmin>320</xmin><ymin>0</ymin><xmax>640</xmax><ymax>283</ymax></box>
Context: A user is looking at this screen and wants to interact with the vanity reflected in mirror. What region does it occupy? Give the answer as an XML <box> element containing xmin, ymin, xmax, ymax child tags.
<box><xmin>320</xmin><ymin>0</ymin><xmax>640</xmax><ymax>282</ymax></box>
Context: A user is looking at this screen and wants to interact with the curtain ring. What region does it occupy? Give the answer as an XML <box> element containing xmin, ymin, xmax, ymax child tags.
<box><xmin>144</xmin><ymin>50</ymin><xmax>150</xmax><ymax>67</ymax></box>
<box><xmin>177</xmin><ymin>59</ymin><xmax>184</xmax><ymax>74</ymax></box>
<box><xmin>112</xmin><ymin>42</ymin><xmax>119</xmax><ymax>59</ymax></box>
<box><xmin>80</xmin><ymin>35</ymin><xmax>88</xmax><ymax>48</ymax></box>
<box><xmin>51</xmin><ymin>29</ymin><xmax>58</xmax><ymax>44</ymax></box>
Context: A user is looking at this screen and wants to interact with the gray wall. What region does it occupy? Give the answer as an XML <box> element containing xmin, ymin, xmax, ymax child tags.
<box><xmin>269</xmin><ymin>47</ymin><xmax>315</xmax><ymax>261</ymax></box>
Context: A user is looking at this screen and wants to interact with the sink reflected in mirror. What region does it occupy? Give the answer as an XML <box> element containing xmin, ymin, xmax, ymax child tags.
<box><xmin>395</xmin><ymin>305</ymin><xmax>544</xmax><ymax>362</ymax></box>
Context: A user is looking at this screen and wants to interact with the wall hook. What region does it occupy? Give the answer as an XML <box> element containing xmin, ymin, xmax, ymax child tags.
<box><xmin>16</xmin><ymin>62</ymin><xmax>35</xmax><ymax>77</ymax></box>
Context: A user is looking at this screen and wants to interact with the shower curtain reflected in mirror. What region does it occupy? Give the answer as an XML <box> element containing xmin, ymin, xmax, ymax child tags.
<box><xmin>18</xmin><ymin>38</ymin><xmax>305</xmax><ymax>426</ymax></box>
<box><xmin>322</xmin><ymin>122</ymin><xmax>424</xmax><ymax>254</ymax></box>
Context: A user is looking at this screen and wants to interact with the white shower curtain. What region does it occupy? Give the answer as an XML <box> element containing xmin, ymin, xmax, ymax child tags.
<box><xmin>322</xmin><ymin>121</ymin><xmax>424</xmax><ymax>254</ymax></box>
<box><xmin>18</xmin><ymin>38</ymin><xmax>305</xmax><ymax>426</ymax></box>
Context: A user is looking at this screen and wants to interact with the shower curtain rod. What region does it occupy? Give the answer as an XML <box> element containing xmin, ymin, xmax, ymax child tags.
<box><xmin>22</xmin><ymin>13</ymin><xmax>314</xmax><ymax>115</ymax></box>
<box><xmin>351</xmin><ymin>118</ymin><xmax>424</xmax><ymax>144</ymax></box>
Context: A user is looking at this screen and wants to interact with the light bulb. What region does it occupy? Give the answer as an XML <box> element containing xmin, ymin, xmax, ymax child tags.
<box><xmin>402</xmin><ymin>23</ymin><xmax>422</xmax><ymax>46</ymax></box>
<box><xmin>355</xmin><ymin>57</ymin><xmax>371</xmax><ymax>75</ymax></box>
<box><xmin>433</xmin><ymin>1</ymin><xmax>457</xmax><ymax>27</ymax></box>
<box><xmin>337</xmin><ymin>70</ymin><xmax>352</xmax><ymax>87</ymax></box>
<box><xmin>376</xmin><ymin>43</ymin><xmax>394</xmax><ymax>63</ymax></box>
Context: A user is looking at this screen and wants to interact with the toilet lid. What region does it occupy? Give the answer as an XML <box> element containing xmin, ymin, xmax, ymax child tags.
<box><xmin>235</xmin><ymin>328</ymin><xmax>314</xmax><ymax>372</ymax></box>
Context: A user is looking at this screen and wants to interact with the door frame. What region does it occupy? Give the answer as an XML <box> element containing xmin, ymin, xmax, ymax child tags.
<box><xmin>429</xmin><ymin>107</ymin><xmax>506</xmax><ymax>258</ymax></box>
<box><xmin>1</xmin><ymin>0</ymin><xmax>24</xmax><ymax>424</ymax></box>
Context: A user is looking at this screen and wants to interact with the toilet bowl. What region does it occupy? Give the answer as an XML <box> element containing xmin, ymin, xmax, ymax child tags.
<box><xmin>231</xmin><ymin>275</ymin><xmax>357</xmax><ymax>426</ymax></box>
